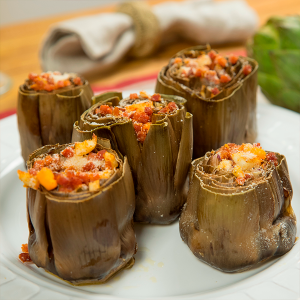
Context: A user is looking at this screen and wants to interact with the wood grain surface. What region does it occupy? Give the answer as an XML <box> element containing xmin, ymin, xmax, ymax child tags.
<box><xmin>0</xmin><ymin>0</ymin><xmax>299</xmax><ymax>113</ymax></box>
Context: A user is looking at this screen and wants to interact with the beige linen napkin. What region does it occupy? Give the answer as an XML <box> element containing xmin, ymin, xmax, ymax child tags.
<box><xmin>40</xmin><ymin>0</ymin><xmax>258</xmax><ymax>75</ymax></box>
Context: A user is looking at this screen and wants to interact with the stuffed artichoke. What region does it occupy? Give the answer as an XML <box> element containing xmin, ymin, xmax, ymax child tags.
<box><xmin>17</xmin><ymin>71</ymin><xmax>94</xmax><ymax>162</ymax></box>
<box><xmin>180</xmin><ymin>143</ymin><xmax>296</xmax><ymax>272</ymax></box>
<box><xmin>18</xmin><ymin>135</ymin><xmax>136</xmax><ymax>285</ymax></box>
<box><xmin>248</xmin><ymin>16</ymin><xmax>300</xmax><ymax>112</ymax></box>
<box><xmin>155</xmin><ymin>45</ymin><xmax>258</xmax><ymax>158</ymax></box>
<box><xmin>73</xmin><ymin>91</ymin><xmax>193</xmax><ymax>224</ymax></box>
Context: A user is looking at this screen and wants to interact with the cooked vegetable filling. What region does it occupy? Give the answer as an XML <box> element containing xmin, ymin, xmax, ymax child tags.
<box><xmin>92</xmin><ymin>91</ymin><xmax>178</xmax><ymax>143</ymax></box>
<box><xmin>171</xmin><ymin>50</ymin><xmax>252</xmax><ymax>98</ymax></box>
<box><xmin>18</xmin><ymin>135</ymin><xmax>118</xmax><ymax>192</ymax></box>
<box><xmin>208</xmin><ymin>143</ymin><xmax>278</xmax><ymax>185</ymax></box>
<box><xmin>26</xmin><ymin>71</ymin><xmax>83</xmax><ymax>92</ymax></box>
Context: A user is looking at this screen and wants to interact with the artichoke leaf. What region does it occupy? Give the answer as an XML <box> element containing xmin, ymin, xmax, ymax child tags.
<box><xmin>72</xmin><ymin>91</ymin><xmax>192</xmax><ymax>224</ymax></box>
<box><xmin>18</xmin><ymin>80</ymin><xmax>93</xmax><ymax>162</ymax></box>
<box><xmin>25</xmin><ymin>143</ymin><xmax>136</xmax><ymax>285</ymax></box>
<box><xmin>180</xmin><ymin>150</ymin><xmax>297</xmax><ymax>272</ymax></box>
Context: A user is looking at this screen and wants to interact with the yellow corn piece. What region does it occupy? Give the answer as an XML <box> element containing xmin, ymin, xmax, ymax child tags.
<box><xmin>36</xmin><ymin>167</ymin><xmax>57</xmax><ymax>190</ymax></box>
<box><xmin>233</xmin><ymin>165</ymin><xmax>244</xmax><ymax>178</ymax></box>
<box><xmin>139</xmin><ymin>90</ymin><xmax>150</xmax><ymax>99</ymax></box>
<box><xmin>17</xmin><ymin>170</ymin><xmax>40</xmax><ymax>190</ymax></box>
<box><xmin>75</xmin><ymin>134</ymin><xmax>97</xmax><ymax>156</ymax></box>
<box><xmin>251</xmin><ymin>147</ymin><xmax>266</xmax><ymax>160</ymax></box>
<box><xmin>100</xmin><ymin>170</ymin><xmax>113</xmax><ymax>179</ymax></box>
<box><xmin>104</xmin><ymin>152</ymin><xmax>118</xmax><ymax>169</ymax></box>
<box><xmin>125</xmin><ymin>102</ymin><xmax>152</xmax><ymax>113</ymax></box>
<box><xmin>89</xmin><ymin>180</ymin><xmax>100</xmax><ymax>192</ymax></box>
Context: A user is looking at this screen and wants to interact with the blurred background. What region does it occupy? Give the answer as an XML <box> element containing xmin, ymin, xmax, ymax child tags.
<box><xmin>0</xmin><ymin>0</ymin><xmax>299</xmax><ymax>117</ymax></box>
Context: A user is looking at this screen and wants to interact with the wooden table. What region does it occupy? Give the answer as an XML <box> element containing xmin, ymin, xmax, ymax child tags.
<box><xmin>0</xmin><ymin>0</ymin><xmax>299</xmax><ymax>114</ymax></box>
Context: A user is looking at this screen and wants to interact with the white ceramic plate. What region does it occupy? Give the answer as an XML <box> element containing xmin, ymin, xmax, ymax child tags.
<box><xmin>0</xmin><ymin>91</ymin><xmax>299</xmax><ymax>300</ymax></box>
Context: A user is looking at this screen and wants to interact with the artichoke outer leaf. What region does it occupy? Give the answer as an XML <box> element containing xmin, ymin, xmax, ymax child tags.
<box><xmin>269</xmin><ymin>50</ymin><xmax>300</xmax><ymax>91</ymax></box>
<box><xmin>269</xmin><ymin>16</ymin><xmax>300</xmax><ymax>49</ymax></box>
<box><xmin>72</xmin><ymin>91</ymin><xmax>192</xmax><ymax>224</ymax></box>
<box><xmin>179</xmin><ymin>151</ymin><xmax>297</xmax><ymax>272</ymax></box>
<box><xmin>155</xmin><ymin>45</ymin><xmax>258</xmax><ymax>158</ymax></box>
<box><xmin>253</xmin><ymin>23</ymin><xmax>280</xmax><ymax>47</ymax></box>
<box><xmin>26</xmin><ymin>143</ymin><xmax>136</xmax><ymax>285</ymax></box>
<box><xmin>18</xmin><ymin>80</ymin><xmax>93</xmax><ymax>162</ymax></box>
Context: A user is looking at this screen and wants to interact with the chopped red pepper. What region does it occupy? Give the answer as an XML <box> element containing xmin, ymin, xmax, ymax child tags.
<box><xmin>208</xmin><ymin>50</ymin><xmax>217</xmax><ymax>60</ymax></box>
<box><xmin>133</xmin><ymin>112</ymin><xmax>150</xmax><ymax>124</ymax></box>
<box><xmin>220</xmin><ymin>74</ymin><xmax>232</xmax><ymax>83</ymax></box>
<box><xmin>82</xmin><ymin>162</ymin><xmax>96</xmax><ymax>172</ymax></box>
<box><xmin>61</xmin><ymin>147</ymin><xmax>74</xmax><ymax>158</ymax></box>
<box><xmin>19</xmin><ymin>253</ymin><xmax>32</xmax><ymax>263</ymax></box>
<box><xmin>99</xmin><ymin>105</ymin><xmax>113</xmax><ymax>115</ymax></box>
<box><xmin>167</xmin><ymin>102</ymin><xmax>178</xmax><ymax>112</ymax></box>
<box><xmin>130</xmin><ymin>93</ymin><xmax>139</xmax><ymax>100</ymax></box>
<box><xmin>229</xmin><ymin>54</ymin><xmax>238</xmax><ymax>65</ymax></box>
<box><xmin>151</xmin><ymin>94</ymin><xmax>161</xmax><ymax>102</ymax></box>
<box><xmin>242</xmin><ymin>64</ymin><xmax>252</xmax><ymax>76</ymax></box>
<box><xmin>113</xmin><ymin>107</ymin><xmax>120</xmax><ymax>116</ymax></box>
<box><xmin>216</xmin><ymin>56</ymin><xmax>227</xmax><ymax>68</ymax></box>
<box><xmin>144</xmin><ymin>106</ymin><xmax>153</xmax><ymax>116</ymax></box>
<box><xmin>73</xmin><ymin>77</ymin><xmax>82</xmax><ymax>86</ymax></box>
<box><xmin>266</xmin><ymin>152</ymin><xmax>278</xmax><ymax>166</ymax></box>
<box><xmin>211</xmin><ymin>87</ymin><xmax>220</xmax><ymax>95</ymax></box>
<box><xmin>97</xmin><ymin>150</ymin><xmax>107</xmax><ymax>160</ymax></box>
<box><xmin>236</xmin><ymin>177</ymin><xmax>246</xmax><ymax>185</ymax></box>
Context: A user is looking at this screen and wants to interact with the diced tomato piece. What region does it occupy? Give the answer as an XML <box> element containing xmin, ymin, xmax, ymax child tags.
<box><xmin>266</xmin><ymin>152</ymin><xmax>278</xmax><ymax>166</ymax></box>
<box><xmin>229</xmin><ymin>54</ymin><xmax>238</xmax><ymax>65</ymax></box>
<box><xmin>137</xmin><ymin>131</ymin><xmax>147</xmax><ymax>143</ymax></box>
<box><xmin>99</xmin><ymin>105</ymin><xmax>113</xmax><ymax>115</ymax></box>
<box><xmin>133</xmin><ymin>123</ymin><xmax>142</xmax><ymax>134</ymax></box>
<box><xmin>158</xmin><ymin>107</ymin><xmax>169</xmax><ymax>114</ymax></box>
<box><xmin>195</xmin><ymin>68</ymin><xmax>206</xmax><ymax>77</ymax></box>
<box><xmin>244</xmin><ymin>173</ymin><xmax>251</xmax><ymax>180</ymax></box>
<box><xmin>211</xmin><ymin>87</ymin><xmax>220</xmax><ymax>95</ymax></box>
<box><xmin>28</xmin><ymin>73</ymin><xmax>38</xmax><ymax>81</ymax></box>
<box><xmin>167</xmin><ymin>102</ymin><xmax>177</xmax><ymax>112</ymax></box>
<box><xmin>82</xmin><ymin>162</ymin><xmax>96</xmax><ymax>171</ymax></box>
<box><xmin>144</xmin><ymin>106</ymin><xmax>153</xmax><ymax>116</ymax></box>
<box><xmin>64</xmin><ymin>80</ymin><xmax>71</xmax><ymax>87</ymax></box>
<box><xmin>73</xmin><ymin>77</ymin><xmax>82</xmax><ymax>86</ymax></box>
<box><xmin>253</xmin><ymin>143</ymin><xmax>261</xmax><ymax>148</ymax></box>
<box><xmin>151</xmin><ymin>94</ymin><xmax>161</xmax><ymax>102</ymax></box>
<box><xmin>61</xmin><ymin>147</ymin><xmax>75</xmax><ymax>158</ymax></box>
<box><xmin>113</xmin><ymin>107</ymin><xmax>120</xmax><ymax>116</ymax></box>
<box><xmin>205</xmin><ymin>70</ymin><xmax>220</xmax><ymax>84</ymax></box>
<box><xmin>216</xmin><ymin>55</ymin><xmax>227</xmax><ymax>68</ymax></box>
<box><xmin>19</xmin><ymin>252</ymin><xmax>32</xmax><ymax>263</ymax></box>
<box><xmin>174</xmin><ymin>57</ymin><xmax>182</xmax><ymax>64</ymax></box>
<box><xmin>21</xmin><ymin>244</ymin><xmax>29</xmax><ymax>253</ymax></box>
<box><xmin>28</xmin><ymin>168</ymin><xmax>37</xmax><ymax>176</ymax></box>
<box><xmin>41</xmin><ymin>73</ymin><xmax>50</xmax><ymax>79</ymax></box>
<box><xmin>57</xmin><ymin>80</ymin><xmax>64</xmax><ymax>88</ymax></box>
<box><xmin>44</xmin><ymin>155</ymin><xmax>53</xmax><ymax>166</ymax></box>
<box><xmin>105</xmin><ymin>160</ymin><xmax>112</xmax><ymax>170</ymax></box>
<box><xmin>88</xmin><ymin>152</ymin><xmax>97</xmax><ymax>160</ymax></box>
<box><xmin>133</xmin><ymin>112</ymin><xmax>150</xmax><ymax>124</ymax></box>
<box><xmin>44</xmin><ymin>84</ymin><xmax>55</xmax><ymax>92</ymax></box>
<box><xmin>96</xmin><ymin>150</ymin><xmax>107</xmax><ymax>160</ymax></box>
<box><xmin>33</xmin><ymin>159</ymin><xmax>45</xmax><ymax>171</ymax></box>
<box><xmin>236</xmin><ymin>177</ymin><xmax>246</xmax><ymax>185</ymax></box>
<box><xmin>208</xmin><ymin>50</ymin><xmax>217</xmax><ymax>60</ymax></box>
<box><xmin>130</xmin><ymin>93</ymin><xmax>139</xmax><ymax>100</ymax></box>
<box><xmin>243</xmin><ymin>64</ymin><xmax>252</xmax><ymax>76</ymax></box>
<box><xmin>220</xmin><ymin>74</ymin><xmax>232</xmax><ymax>83</ymax></box>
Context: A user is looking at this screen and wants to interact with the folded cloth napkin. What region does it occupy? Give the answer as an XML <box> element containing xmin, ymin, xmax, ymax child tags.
<box><xmin>40</xmin><ymin>0</ymin><xmax>258</xmax><ymax>76</ymax></box>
